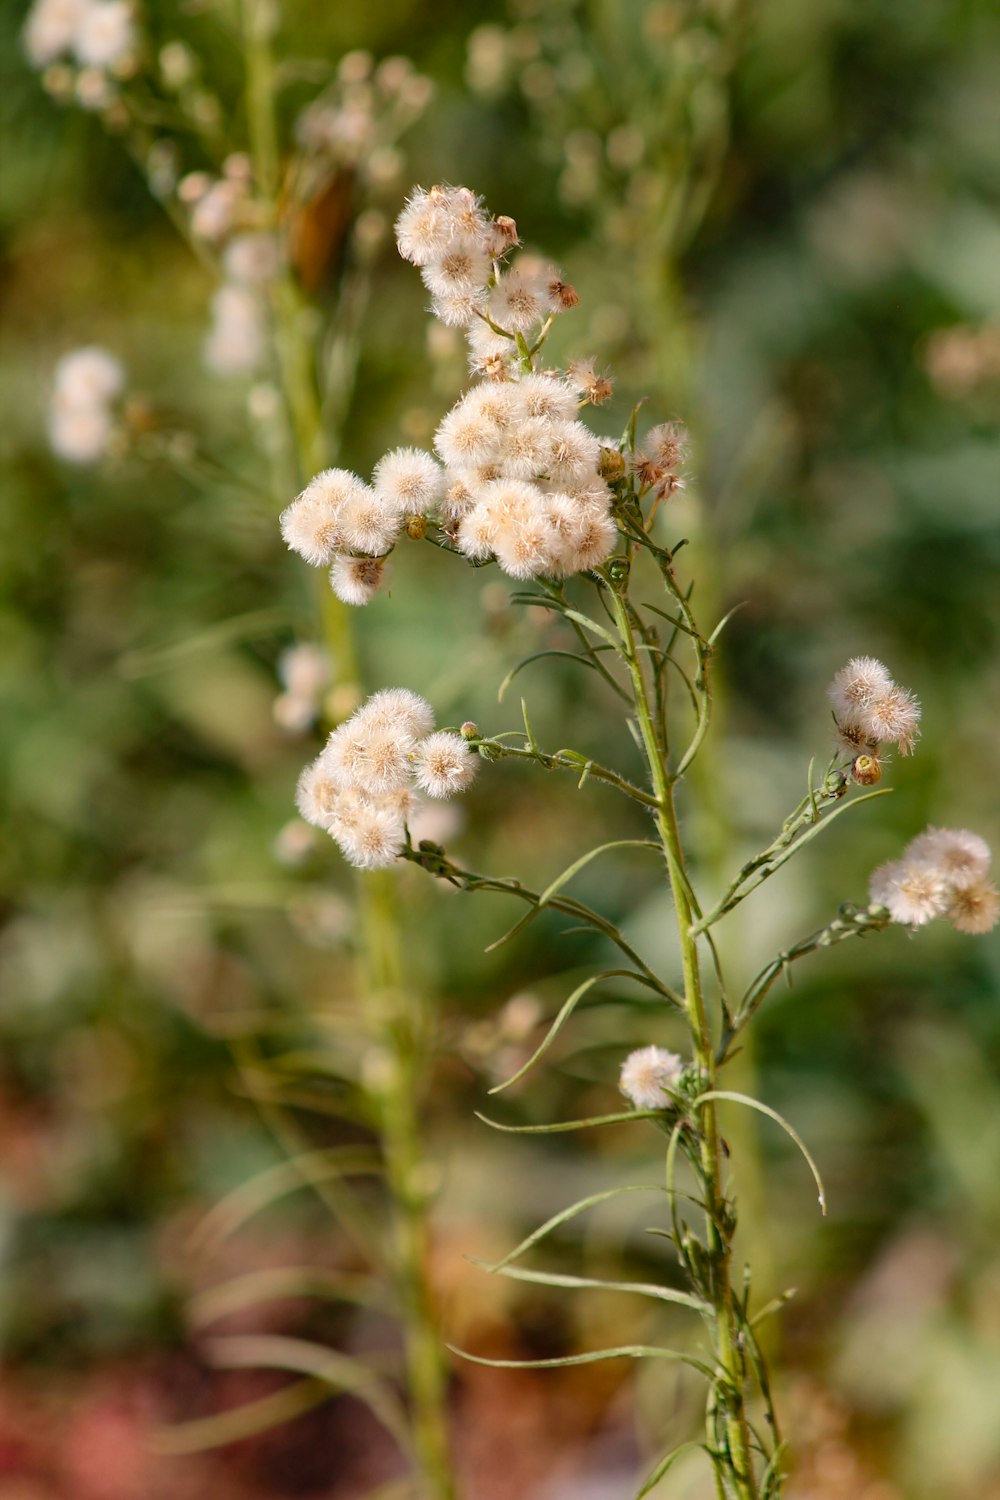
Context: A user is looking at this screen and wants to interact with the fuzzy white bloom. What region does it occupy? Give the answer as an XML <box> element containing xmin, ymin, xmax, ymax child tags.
<box><xmin>545</xmin><ymin>419</ymin><xmax>601</xmax><ymax>485</ymax></box>
<box><xmin>49</xmin><ymin>403</ymin><xmax>114</xmax><ymax>464</ymax></box>
<box><xmin>222</xmin><ymin>232</ymin><xmax>280</xmax><ymax>286</ymax></box>
<box><xmin>430</xmin><ymin>289</ymin><xmax>487</xmax><ymax>328</ymax></box>
<box><xmin>49</xmin><ymin>345</ymin><xmax>125</xmax><ymax>464</ymax></box>
<box><xmin>489</xmin><ymin>261</ymin><xmax>553</xmax><ymax>333</ymax></box>
<box><xmin>279</xmin><ymin>643</ymin><xmax>331</xmax><ymax>702</ymax></box>
<box><xmin>435</xmin><ymin>396</ymin><xmax>504</xmax><ymax>469</ymax></box>
<box><xmin>333</xmin><ymin>801</ymin><xmax>407</xmax><ymax>870</ymax></box>
<box><xmin>337</xmin><ymin>489</ymin><xmax>401</xmax><ymax>555</ymax></box>
<box><xmin>871</xmin><ymin>860</ymin><xmax>950</xmax><ymax>926</ymax></box>
<box><xmin>358</xmin><ymin>688</ymin><xmax>435</xmax><ymax>739</ymax></box>
<box><xmin>295</xmin><ymin>757</ymin><xmax>341</xmax><ymax>829</ymax></box>
<box><xmin>827</xmin><ymin>656</ymin><xmax>921</xmax><ymax>755</ymax></box>
<box><xmin>204</xmin><ymin>285</ymin><xmax>264</xmax><ymax>376</ymax></box>
<box><xmin>413</xmin><ymin>732</ymin><xmax>477</xmax><ymax>798</ymax></box>
<box><xmin>73</xmin><ymin>0</ymin><xmax>135</xmax><ymax>68</ymax></box>
<box><xmin>324</xmin><ymin>716</ymin><xmax>413</xmax><ymax>794</ymax></box>
<box><xmin>372</xmin><ymin>447</ymin><xmax>444</xmax><ymax>515</ymax></box>
<box><xmin>395</xmin><ymin>184</ymin><xmax>489</xmax><ymax>265</ymax></box>
<box><xmin>620</xmin><ymin>1046</ymin><xmax>684</xmax><ymax>1110</ymax></box>
<box><xmin>329</xmin><ymin>554</ymin><xmax>389</xmax><ymax>606</ymax></box>
<box><xmin>190</xmin><ymin>179</ymin><xmax>239</xmax><ymax>242</ymax></box>
<box><xmin>280</xmin><ymin>469</ymin><xmax>371</xmax><ymax>565</ymax></box>
<box><xmin>23</xmin><ymin>0</ymin><xmax>87</xmax><ymax>66</ymax></box>
<box><xmin>947</xmin><ymin>880</ymin><xmax>1000</xmax><ymax>935</ymax></box>
<box><xmin>421</xmin><ymin>239</ymin><xmax>492</xmax><ymax>299</ymax></box>
<box><xmin>902</xmin><ymin>826</ymin><xmax>991</xmax><ymax>890</ymax></box>
<box><xmin>546</xmin><ymin>494</ymin><xmax>617</xmax><ymax>576</ymax></box>
<box><xmin>513</xmin><ymin>372</ymin><xmax>579</xmax><ymax>424</ymax></box>
<box><xmin>54</xmin><ymin>346</ymin><xmax>125</xmax><ymax>407</ymax></box>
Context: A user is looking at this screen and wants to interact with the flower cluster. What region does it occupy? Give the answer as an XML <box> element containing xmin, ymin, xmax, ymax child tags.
<box><xmin>619</xmin><ymin>1045</ymin><xmax>685</xmax><ymax>1110</ymax></box>
<box><xmin>869</xmin><ymin>826</ymin><xmax>999</xmax><ymax>933</ymax></box>
<box><xmin>295</xmin><ymin>689</ymin><xmax>477</xmax><ymax>869</ymax></box>
<box><xmin>49</xmin><ymin>346</ymin><xmax>125</xmax><ymax>464</ymax></box>
<box><xmin>827</xmin><ymin>655</ymin><xmax>921</xmax><ymax>777</ymax></box>
<box><xmin>280</xmin><ymin>184</ymin><xmax>622</xmax><ymax>597</ymax></box>
<box><xmin>23</xmin><ymin>0</ymin><xmax>137</xmax><ymax>74</ymax></box>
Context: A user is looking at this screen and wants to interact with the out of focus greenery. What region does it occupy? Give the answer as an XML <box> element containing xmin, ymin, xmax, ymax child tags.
<box><xmin>1</xmin><ymin>1</ymin><xmax>998</xmax><ymax>1496</ymax></box>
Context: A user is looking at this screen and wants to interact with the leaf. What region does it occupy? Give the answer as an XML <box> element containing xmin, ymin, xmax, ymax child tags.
<box><xmin>520</xmin><ymin>696</ymin><xmax>540</xmax><ymax>751</ymax></box>
<box><xmin>150</xmin><ymin>1379</ymin><xmax>332</xmax><ymax>1454</ymax></box>
<box><xmin>536</xmin><ymin>840</ymin><xmax>661</xmax><ymax>911</ymax></box>
<box><xmin>750</xmin><ymin>1288</ymin><xmax>798</xmax><ymax>1329</ymax></box>
<box><xmin>490</xmin><ymin>1184</ymin><xmax>666</xmax><ymax>1271</ymax></box>
<box><xmin>476</xmin><ymin>1107</ymin><xmax>662</xmax><ymax>1135</ymax></box>
<box><xmin>634</xmin><ymin>1441</ymin><xmax>707</xmax><ymax>1498</ymax></box>
<box><xmin>561</xmin><ymin>607</ymin><xmax>622</xmax><ymax>652</ymax></box>
<box><xmin>489</xmin><ymin>968</ymin><xmax>659</xmax><ymax>1094</ymax></box>
<box><xmin>467</xmin><ymin>1258</ymin><xmax>709</xmax><ymax>1313</ymax></box>
<box><xmin>707</xmin><ymin>600</ymin><xmax>747</xmax><ymax>647</ymax></box>
<box><xmin>190</xmin><ymin>1146</ymin><xmax>382</xmax><ymax>1248</ymax></box>
<box><xmin>694</xmin><ymin>1091</ymin><xmax>827</xmax><ymax>1214</ymax></box>
<box><xmin>203</xmin><ymin>1334</ymin><xmax>413</xmax><ymax>1456</ymax></box>
<box><xmin>447</xmin><ymin>1343</ymin><xmax>716</xmax><ymax>1379</ymax></box>
<box><xmin>188</xmin><ymin>1267</ymin><xmax>385</xmax><ymax>1328</ymax></box>
<box><xmin>497</xmin><ymin>649</ymin><xmax>599</xmax><ymax>702</ymax></box>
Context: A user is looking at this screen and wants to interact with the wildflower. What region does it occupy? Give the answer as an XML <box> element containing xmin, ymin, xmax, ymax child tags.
<box><xmin>947</xmin><ymin>880</ymin><xmax>1000</xmax><ymax>935</ymax></box>
<box><xmin>620</xmin><ymin>1046</ymin><xmax>684</xmax><ymax>1110</ymax></box>
<box><xmin>489</xmin><ymin>261</ymin><xmax>553</xmax><ymax>332</ymax></box>
<box><xmin>513</xmin><ymin>372</ymin><xmax>578</xmax><ymax>424</ymax></box>
<box><xmin>372</xmin><ymin>447</ymin><xmax>444</xmax><ymax>516</ymax></box>
<box><xmin>330</xmin><ymin>554</ymin><xmax>389</xmax><ymax>606</ymax></box>
<box><xmin>567</xmin><ymin>358</ymin><xmax>613</xmax><ymax>404</ymax></box>
<box><xmin>203</xmin><ymin>284</ymin><xmax>264</xmax><ymax>376</ymax></box>
<box><xmin>827</xmin><ymin>656</ymin><xmax>920</xmax><ymax>756</ymax></box>
<box><xmin>413</xmin><ymin>732</ymin><xmax>478</xmax><ymax>797</ymax></box>
<box><xmin>868</xmin><ymin>859</ymin><xmax>948</xmax><ymax>927</ymax></box>
<box><xmin>358</xmin><ymin>687</ymin><xmax>435</xmax><ymax>739</ymax></box>
<box><xmin>280</xmin><ymin>469</ymin><xmax>371</xmax><ymax>565</ymax></box>
<box><xmin>325</xmin><ymin>717</ymin><xmax>413</xmax><ymax>795</ymax></box>
<box><xmin>23</xmin><ymin>0</ymin><xmax>86</xmax><ymax>68</ymax></box>
<box><xmin>868</xmin><ymin>826</ymin><xmax>997</xmax><ymax>933</ymax></box>
<box><xmin>273</xmin><ymin>644</ymin><xmax>330</xmax><ymax>733</ymax></box>
<box><xmin>333</xmin><ymin>801</ymin><xmax>407</xmax><ymax>870</ymax></box>
<box><xmin>222</xmin><ymin>232</ymin><xmax>280</xmax><ymax>286</ymax></box>
<box><xmin>73</xmin><ymin>1</ymin><xmax>135</xmax><ymax>69</ymax></box>
<box><xmin>295</xmin><ymin>758</ymin><xmax>341</xmax><ymax>829</ymax></box>
<box><xmin>421</xmin><ymin>239</ymin><xmax>492</xmax><ymax>299</ymax></box>
<box><xmin>49</xmin><ymin>345</ymin><xmax>124</xmax><ymax>464</ymax></box>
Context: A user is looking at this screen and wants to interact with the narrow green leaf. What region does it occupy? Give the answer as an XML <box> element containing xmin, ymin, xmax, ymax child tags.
<box><xmin>191</xmin><ymin>1146</ymin><xmax>382</xmax><ymax>1248</ymax></box>
<box><xmin>634</xmin><ymin>1441</ymin><xmax>707</xmax><ymax>1498</ymax></box>
<box><xmin>491</xmin><ymin>1185</ymin><xmax>665</xmax><ymax>1271</ymax></box>
<box><xmin>562</xmin><ymin>607</ymin><xmax>622</xmax><ymax>651</ymax></box>
<box><xmin>483</xmin><ymin>906</ymin><xmax>540</xmax><ymax>955</ymax></box>
<box><xmin>468</xmin><ymin>1258</ymin><xmax>708</xmax><ymax>1313</ymax></box>
<box><xmin>476</xmin><ymin>1107</ymin><xmax>662</xmax><ymax>1135</ymax></box>
<box><xmin>749</xmin><ymin>1288</ymin><xmax>797</xmax><ymax>1329</ymax></box>
<box><xmin>447</xmin><ymin>1343</ymin><xmax>716</xmax><ymax>1379</ymax></box>
<box><xmin>497</xmin><ymin>649</ymin><xmax>598</xmax><ymax>702</ymax></box>
<box><xmin>489</xmin><ymin>968</ymin><xmax>654</xmax><ymax>1095</ymax></box>
<box><xmin>694</xmin><ymin>1091</ymin><xmax>827</xmax><ymax>1214</ymax></box>
<box><xmin>707</xmin><ymin>600</ymin><xmax>747</xmax><ymax>647</ymax></box>
<box><xmin>151</xmin><ymin>1379</ymin><xmax>332</xmax><ymax>1454</ymax></box>
<box><xmin>520</xmin><ymin>696</ymin><xmax>539</xmax><ymax>750</ymax></box>
<box><xmin>536</xmin><ymin>840</ymin><xmax>660</xmax><ymax>911</ymax></box>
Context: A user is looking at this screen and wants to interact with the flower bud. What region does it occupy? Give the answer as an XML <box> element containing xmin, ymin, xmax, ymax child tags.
<box><xmin>851</xmin><ymin>753</ymin><xmax>882</xmax><ymax>786</ymax></box>
<box><xmin>598</xmin><ymin>445</ymin><xmax>627</xmax><ymax>482</ymax></box>
<box><xmin>460</xmin><ymin>721</ymin><xmax>479</xmax><ymax>739</ymax></box>
<box><xmin>405</xmin><ymin>514</ymin><xmax>427</xmax><ymax>540</ymax></box>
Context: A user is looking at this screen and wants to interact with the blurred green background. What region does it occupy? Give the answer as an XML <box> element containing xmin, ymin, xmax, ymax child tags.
<box><xmin>1</xmin><ymin>1</ymin><xmax>999</xmax><ymax>1496</ymax></box>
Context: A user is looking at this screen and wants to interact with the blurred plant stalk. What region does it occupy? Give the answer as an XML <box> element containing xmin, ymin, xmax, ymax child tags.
<box><xmin>241</xmin><ymin>3</ymin><xmax>457</xmax><ymax>1495</ymax></box>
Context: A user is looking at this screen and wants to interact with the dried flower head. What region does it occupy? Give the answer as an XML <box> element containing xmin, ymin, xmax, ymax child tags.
<box><xmin>947</xmin><ymin>880</ymin><xmax>1000</xmax><ymax>935</ymax></box>
<box><xmin>413</xmin><ymin>732</ymin><xmax>478</xmax><ymax>798</ymax></box>
<box><xmin>827</xmin><ymin>656</ymin><xmax>920</xmax><ymax>756</ymax></box>
<box><xmin>330</xmin><ymin>554</ymin><xmax>389</xmax><ymax>606</ymax></box>
<box><xmin>902</xmin><ymin>826</ymin><xmax>990</xmax><ymax>889</ymax></box>
<box><xmin>280</xmin><ymin>469</ymin><xmax>372</xmax><ymax>565</ymax></box>
<box><xmin>372</xmin><ymin>447</ymin><xmax>444</xmax><ymax>515</ymax></box>
<box><xmin>620</xmin><ymin>1046</ymin><xmax>684</xmax><ymax>1110</ymax></box>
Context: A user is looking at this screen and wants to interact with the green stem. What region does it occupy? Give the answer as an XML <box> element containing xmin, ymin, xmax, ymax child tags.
<box><xmin>240</xmin><ymin>11</ymin><xmax>455</xmax><ymax>1494</ymax></box>
<box><xmin>604</xmin><ymin>576</ymin><xmax>759</xmax><ymax>1499</ymax></box>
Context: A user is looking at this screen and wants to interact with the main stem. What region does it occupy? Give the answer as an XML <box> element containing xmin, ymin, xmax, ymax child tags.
<box><xmin>606</xmin><ymin>580</ymin><xmax>759</xmax><ymax>1498</ymax></box>
<box><xmin>241</xmin><ymin>7</ymin><xmax>455</xmax><ymax>1494</ymax></box>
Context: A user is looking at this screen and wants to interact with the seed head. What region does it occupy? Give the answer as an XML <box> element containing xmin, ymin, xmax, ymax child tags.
<box><xmin>620</xmin><ymin>1046</ymin><xmax>684</xmax><ymax>1110</ymax></box>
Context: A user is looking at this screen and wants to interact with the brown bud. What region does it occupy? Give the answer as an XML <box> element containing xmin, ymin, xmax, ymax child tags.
<box><xmin>492</xmin><ymin>215</ymin><xmax>519</xmax><ymax>247</ymax></box>
<box><xmin>549</xmin><ymin>280</ymin><xmax>580</xmax><ymax>311</ymax></box>
<box><xmin>851</xmin><ymin>753</ymin><xmax>882</xmax><ymax>786</ymax></box>
<box><xmin>598</xmin><ymin>446</ymin><xmax>627</xmax><ymax>482</ymax></box>
<box><xmin>405</xmin><ymin>514</ymin><xmax>427</xmax><ymax>540</ymax></box>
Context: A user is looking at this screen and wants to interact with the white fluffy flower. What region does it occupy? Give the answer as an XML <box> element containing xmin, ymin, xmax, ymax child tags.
<box><xmin>337</xmin><ymin>489</ymin><xmax>401</xmax><ymax>555</ymax></box>
<box><xmin>54</xmin><ymin>346</ymin><xmax>125</xmax><ymax>407</ymax></box>
<box><xmin>222</xmin><ymin>232</ymin><xmax>280</xmax><ymax>286</ymax></box>
<box><xmin>49</xmin><ymin>403</ymin><xmax>113</xmax><ymax>464</ymax></box>
<box><xmin>372</xmin><ymin>447</ymin><xmax>444</xmax><ymax>515</ymax></box>
<box><xmin>295</xmin><ymin>757</ymin><xmax>341</xmax><ymax>829</ymax></box>
<box><xmin>496</xmin><ymin>416</ymin><xmax>553</xmax><ymax>480</ymax></box>
<box><xmin>413</xmin><ymin>732</ymin><xmax>477</xmax><ymax>798</ymax></box>
<box><xmin>204</xmin><ymin>285</ymin><xmax>264</xmax><ymax>376</ymax></box>
<box><xmin>332</xmin><ymin>801</ymin><xmax>407</xmax><ymax>870</ymax></box>
<box><xmin>23</xmin><ymin>0</ymin><xmax>87</xmax><ymax>67</ymax></box>
<box><xmin>488</xmin><ymin>262</ymin><xmax>552</xmax><ymax>332</ymax></box>
<box><xmin>435</xmin><ymin>392</ymin><xmax>504</xmax><ymax>469</ymax></box>
<box><xmin>545</xmin><ymin>420</ymin><xmax>601</xmax><ymax>485</ymax></box>
<box><xmin>947</xmin><ymin>881</ymin><xmax>1000</xmax><ymax>935</ymax></box>
<box><xmin>329</xmin><ymin>554</ymin><xmax>389</xmax><ymax>606</ymax></box>
<box><xmin>827</xmin><ymin>656</ymin><xmax>921</xmax><ymax>755</ymax></box>
<box><xmin>279</xmin><ymin>643</ymin><xmax>331</xmax><ymax>702</ymax></box>
<box><xmin>902</xmin><ymin>826</ymin><xmax>991</xmax><ymax>890</ymax></box>
<box><xmin>868</xmin><ymin>858</ymin><xmax>949</xmax><ymax>926</ymax></box>
<box><xmin>620</xmin><ymin>1046</ymin><xmax>684</xmax><ymax>1109</ymax></box>
<box><xmin>280</xmin><ymin>469</ymin><xmax>370</xmax><ymax>565</ymax></box>
<box><xmin>324</xmin><ymin>716</ymin><xmax>413</xmax><ymax>794</ymax></box>
<box><xmin>357</xmin><ymin>687</ymin><xmax>435</xmax><ymax>739</ymax></box>
<box><xmin>421</xmin><ymin>239</ymin><xmax>492</xmax><ymax>299</ymax></box>
<box><xmin>73</xmin><ymin>0</ymin><xmax>135</xmax><ymax>68</ymax></box>
<box><xmin>512</xmin><ymin>372</ymin><xmax>578</xmax><ymax>424</ymax></box>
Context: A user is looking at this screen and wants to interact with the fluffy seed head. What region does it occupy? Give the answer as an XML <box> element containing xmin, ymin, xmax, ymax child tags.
<box><xmin>332</xmin><ymin>802</ymin><xmax>406</xmax><ymax>869</ymax></box>
<box><xmin>947</xmin><ymin>880</ymin><xmax>1000</xmax><ymax>935</ymax></box>
<box><xmin>358</xmin><ymin>687</ymin><xmax>435</xmax><ymax>739</ymax></box>
<box><xmin>295</xmin><ymin>757</ymin><xmax>341</xmax><ymax>829</ymax></box>
<box><xmin>620</xmin><ymin>1046</ymin><xmax>684</xmax><ymax>1110</ymax></box>
<box><xmin>421</xmin><ymin>238</ymin><xmax>492</xmax><ymax>299</ymax></box>
<box><xmin>488</xmin><ymin>265</ymin><xmax>551</xmax><ymax>333</ymax></box>
<box><xmin>545</xmin><ymin>419</ymin><xmax>601</xmax><ymax>485</ymax></box>
<box><xmin>903</xmin><ymin>826</ymin><xmax>991</xmax><ymax>889</ymax></box>
<box><xmin>53</xmin><ymin>346</ymin><xmax>125</xmax><ymax>408</ymax></box>
<box><xmin>864</xmin><ymin>684</ymin><xmax>921</xmax><ymax>754</ymax></box>
<box><xmin>324</xmin><ymin>718</ymin><xmax>412</xmax><ymax>794</ymax></box>
<box><xmin>435</xmin><ymin>393</ymin><xmax>504</xmax><ymax>468</ymax></box>
<box><xmin>329</xmin><ymin>554</ymin><xmax>389</xmax><ymax>606</ymax></box>
<box><xmin>869</xmin><ymin>859</ymin><xmax>949</xmax><ymax>926</ymax></box>
<box><xmin>280</xmin><ymin>469</ymin><xmax>369</xmax><ymax>565</ymax></box>
<box><xmin>413</xmin><ymin>732</ymin><xmax>478</xmax><ymax>798</ymax></box>
<box><xmin>827</xmin><ymin>656</ymin><xmax>894</xmax><ymax>721</ymax></box>
<box><xmin>513</xmin><ymin>372</ymin><xmax>578</xmax><ymax>424</ymax></box>
<box><xmin>372</xmin><ymin>447</ymin><xmax>444</xmax><ymax>515</ymax></box>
